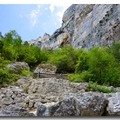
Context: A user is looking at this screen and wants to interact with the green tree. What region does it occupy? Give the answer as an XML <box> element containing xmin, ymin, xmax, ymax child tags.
<box><xmin>75</xmin><ymin>49</ymin><xmax>89</xmax><ymax>73</ymax></box>
<box><xmin>0</xmin><ymin>55</ymin><xmax>12</xmax><ymax>85</ymax></box>
<box><xmin>109</xmin><ymin>41</ymin><xmax>120</xmax><ymax>62</ymax></box>
<box><xmin>1</xmin><ymin>30</ymin><xmax>22</xmax><ymax>61</ymax></box>
<box><xmin>48</xmin><ymin>46</ymin><xmax>77</xmax><ymax>73</ymax></box>
<box><xmin>88</xmin><ymin>47</ymin><xmax>117</xmax><ymax>85</ymax></box>
<box><xmin>2</xmin><ymin>44</ymin><xmax>17</xmax><ymax>61</ymax></box>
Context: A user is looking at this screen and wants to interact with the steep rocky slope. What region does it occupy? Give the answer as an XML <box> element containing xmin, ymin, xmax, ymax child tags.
<box><xmin>29</xmin><ymin>4</ymin><xmax>120</xmax><ymax>50</ymax></box>
<box><xmin>1</xmin><ymin>77</ymin><xmax>120</xmax><ymax>116</ymax></box>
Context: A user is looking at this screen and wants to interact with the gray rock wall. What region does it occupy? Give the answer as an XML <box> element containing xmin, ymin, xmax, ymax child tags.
<box><xmin>29</xmin><ymin>4</ymin><xmax>120</xmax><ymax>50</ymax></box>
<box><xmin>63</xmin><ymin>4</ymin><xmax>120</xmax><ymax>49</ymax></box>
<box><xmin>51</xmin><ymin>4</ymin><xmax>120</xmax><ymax>50</ymax></box>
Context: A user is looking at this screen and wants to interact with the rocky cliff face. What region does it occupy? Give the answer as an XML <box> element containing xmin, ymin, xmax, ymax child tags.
<box><xmin>65</xmin><ymin>4</ymin><xmax>120</xmax><ymax>49</ymax></box>
<box><xmin>29</xmin><ymin>4</ymin><xmax>120</xmax><ymax>50</ymax></box>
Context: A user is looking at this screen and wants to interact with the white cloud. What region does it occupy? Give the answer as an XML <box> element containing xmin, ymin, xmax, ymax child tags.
<box><xmin>56</xmin><ymin>11</ymin><xmax>63</xmax><ymax>23</ymax></box>
<box><xmin>29</xmin><ymin>5</ymin><xmax>41</xmax><ymax>27</ymax></box>
<box><xmin>49</xmin><ymin>4</ymin><xmax>71</xmax><ymax>24</ymax></box>
<box><xmin>49</xmin><ymin>4</ymin><xmax>55</xmax><ymax>13</ymax></box>
<box><xmin>49</xmin><ymin>3</ymin><xmax>71</xmax><ymax>24</ymax></box>
<box><xmin>29</xmin><ymin>4</ymin><xmax>71</xmax><ymax>28</ymax></box>
<box><xmin>51</xmin><ymin>4</ymin><xmax>71</xmax><ymax>11</ymax></box>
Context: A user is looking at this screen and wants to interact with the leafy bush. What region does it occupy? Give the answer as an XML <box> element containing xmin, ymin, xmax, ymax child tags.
<box><xmin>88</xmin><ymin>47</ymin><xmax>116</xmax><ymax>85</ymax></box>
<box><xmin>0</xmin><ymin>56</ymin><xmax>18</xmax><ymax>86</ymax></box>
<box><xmin>48</xmin><ymin>46</ymin><xmax>78</xmax><ymax>73</ymax></box>
<box><xmin>67</xmin><ymin>73</ymin><xmax>83</xmax><ymax>82</ymax></box>
<box><xmin>78</xmin><ymin>71</ymin><xmax>93</xmax><ymax>82</ymax></box>
<box><xmin>20</xmin><ymin>69</ymin><xmax>32</xmax><ymax>77</ymax></box>
<box><xmin>74</xmin><ymin>46</ymin><xmax>120</xmax><ymax>87</ymax></box>
<box><xmin>75</xmin><ymin>49</ymin><xmax>89</xmax><ymax>73</ymax></box>
<box><xmin>88</xmin><ymin>82</ymin><xmax>114</xmax><ymax>93</ymax></box>
<box><xmin>108</xmin><ymin>41</ymin><xmax>120</xmax><ymax>62</ymax></box>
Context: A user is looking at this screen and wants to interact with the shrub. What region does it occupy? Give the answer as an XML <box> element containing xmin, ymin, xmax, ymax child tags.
<box><xmin>0</xmin><ymin>56</ymin><xmax>18</xmax><ymax>85</ymax></box>
<box><xmin>78</xmin><ymin>71</ymin><xmax>93</xmax><ymax>82</ymax></box>
<box><xmin>74</xmin><ymin>46</ymin><xmax>120</xmax><ymax>87</ymax></box>
<box><xmin>48</xmin><ymin>46</ymin><xmax>78</xmax><ymax>73</ymax></box>
<box><xmin>108</xmin><ymin>41</ymin><xmax>120</xmax><ymax>62</ymax></box>
<box><xmin>75</xmin><ymin>49</ymin><xmax>89</xmax><ymax>73</ymax></box>
<box><xmin>88</xmin><ymin>82</ymin><xmax>113</xmax><ymax>93</ymax></box>
<box><xmin>67</xmin><ymin>73</ymin><xmax>83</xmax><ymax>82</ymax></box>
<box><xmin>20</xmin><ymin>69</ymin><xmax>32</xmax><ymax>77</ymax></box>
<box><xmin>88</xmin><ymin>47</ymin><xmax>120</xmax><ymax>86</ymax></box>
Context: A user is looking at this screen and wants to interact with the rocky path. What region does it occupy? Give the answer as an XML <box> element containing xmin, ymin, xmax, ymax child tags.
<box><xmin>0</xmin><ymin>77</ymin><xmax>120</xmax><ymax>116</ymax></box>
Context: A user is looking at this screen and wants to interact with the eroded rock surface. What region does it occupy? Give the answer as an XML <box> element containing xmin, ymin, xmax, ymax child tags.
<box><xmin>34</xmin><ymin>63</ymin><xmax>57</xmax><ymax>75</ymax></box>
<box><xmin>107</xmin><ymin>92</ymin><xmax>120</xmax><ymax>115</ymax></box>
<box><xmin>1</xmin><ymin>77</ymin><xmax>120</xmax><ymax>116</ymax></box>
<box><xmin>37</xmin><ymin>92</ymin><xmax>107</xmax><ymax>116</ymax></box>
<box><xmin>0</xmin><ymin>105</ymin><xmax>34</xmax><ymax>116</ymax></box>
<box><xmin>8</xmin><ymin>62</ymin><xmax>30</xmax><ymax>74</ymax></box>
<box><xmin>16</xmin><ymin>78</ymin><xmax>88</xmax><ymax>106</ymax></box>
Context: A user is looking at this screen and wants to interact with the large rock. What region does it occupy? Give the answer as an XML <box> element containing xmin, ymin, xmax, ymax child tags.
<box><xmin>34</xmin><ymin>63</ymin><xmax>57</xmax><ymax>75</ymax></box>
<box><xmin>8</xmin><ymin>62</ymin><xmax>30</xmax><ymax>74</ymax></box>
<box><xmin>37</xmin><ymin>92</ymin><xmax>107</xmax><ymax>116</ymax></box>
<box><xmin>76</xmin><ymin>92</ymin><xmax>107</xmax><ymax>116</ymax></box>
<box><xmin>107</xmin><ymin>92</ymin><xmax>120</xmax><ymax>115</ymax></box>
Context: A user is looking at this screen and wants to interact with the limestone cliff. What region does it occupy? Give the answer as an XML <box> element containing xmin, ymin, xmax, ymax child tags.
<box><xmin>63</xmin><ymin>4</ymin><xmax>120</xmax><ymax>49</ymax></box>
<box><xmin>29</xmin><ymin>4</ymin><xmax>120</xmax><ymax>50</ymax></box>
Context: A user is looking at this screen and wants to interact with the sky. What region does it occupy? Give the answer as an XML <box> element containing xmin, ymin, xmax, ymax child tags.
<box><xmin>0</xmin><ymin>0</ymin><xmax>119</xmax><ymax>41</ymax></box>
<box><xmin>0</xmin><ymin>4</ymin><xmax>71</xmax><ymax>41</ymax></box>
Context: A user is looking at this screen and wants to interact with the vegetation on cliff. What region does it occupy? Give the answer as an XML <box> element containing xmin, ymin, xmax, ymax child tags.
<box><xmin>0</xmin><ymin>30</ymin><xmax>120</xmax><ymax>88</ymax></box>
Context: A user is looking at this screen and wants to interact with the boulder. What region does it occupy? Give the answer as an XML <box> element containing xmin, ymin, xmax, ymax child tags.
<box><xmin>8</xmin><ymin>62</ymin><xmax>30</xmax><ymax>74</ymax></box>
<box><xmin>37</xmin><ymin>92</ymin><xmax>107</xmax><ymax>116</ymax></box>
<box><xmin>34</xmin><ymin>63</ymin><xmax>57</xmax><ymax>75</ymax></box>
<box><xmin>107</xmin><ymin>92</ymin><xmax>120</xmax><ymax>115</ymax></box>
<box><xmin>48</xmin><ymin>97</ymin><xmax>79</xmax><ymax>116</ymax></box>
<box><xmin>76</xmin><ymin>92</ymin><xmax>107</xmax><ymax>116</ymax></box>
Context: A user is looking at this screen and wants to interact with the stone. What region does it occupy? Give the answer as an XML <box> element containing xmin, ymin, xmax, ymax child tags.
<box><xmin>29</xmin><ymin>100</ymin><xmax>34</xmax><ymax>108</ymax></box>
<box><xmin>34</xmin><ymin>63</ymin><xmax>57</xmax><ymax>75</ymax></box>
<box><xmin>114</xmin><ymin>87</ymin><xmax>120</xmax><ymax>92</ymax></box>
<box><xmin>37</xmin><ymin>103</ymin><xmax>48</xmax><ymax>116</ymax></box>
<box><xmin>2</xmin><ymin>97</ymin><xmax>13</xmax><ymax>105</ymax></box>
<box><xmin>0</xmin><ymin>96</ymin><xmax>3</xmax><ymax>108</ymax></box>
<box><xmin>0</xmin><ymin>105</ymin><xmax>35</xmax><ymax>116</ymax></box>
<box><xmin>69</xmin><ymin>82</ymin><xmax>88</xmax><ymax>91</ymax></box>
<box><xmin>107</xmin><ymin>92</ymin><xmax>120</xmax><ymax>115</ymax></box>
<box><xmin>0</xmin><ymin>85</ymin><xmax>29</xmax><ymax>111</ymax></box>
<box><xmin>16</xmin><ymin>77</ymin><xmax>90</xmax><ymax>107</ymax></box>
<box><xmin>14</xmin><ymin>97</ymin><xmax>23</xmax><ymax>103</ymax></box>
<box><xmin>24</xmin><ymin>96</ymin><xmax>30</xmax><ymax>104</ymax></box>
<box><xmin>18</xmin><ymin>102</ymin><xmax>28</xmax><ymax>109</ymax></box>
<box><xmin>6</xmin><ymin>90</ymin><xmax>13</xmax><ymax>97</ymax></box>
<box><xmin>37</xmin><ymin>92</ymin><xmax>107</xmax><ymax>116</ymax></box>
<box><xmin>48</xmin><ymin>97</ymin><xmax>79</xmax><ymax>116</ymax></box>
<box><xmin>8</xmin><ymin>62</ymin><xmax>30</xmax><ymax>74</ymax></box>
<box><xmin>76</xmin><ymin>92</ymin><xmax>107</xmax><ymax>116</ymax></box>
